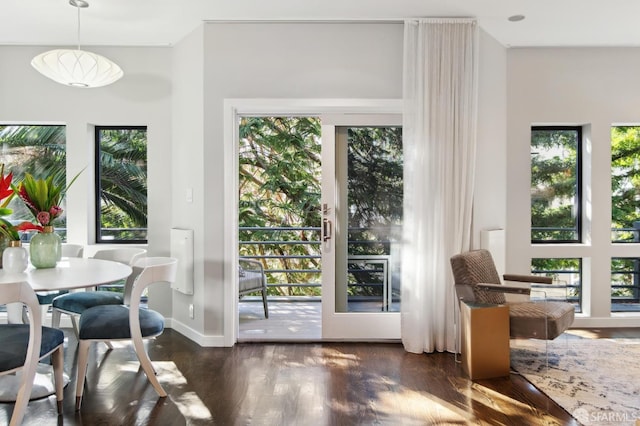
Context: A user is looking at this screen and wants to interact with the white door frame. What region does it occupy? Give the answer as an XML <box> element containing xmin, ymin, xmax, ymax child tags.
<box><xmin>223</xmin><ymin>98</ymin><xmax>402</xmax><ymax>346</ymax></box>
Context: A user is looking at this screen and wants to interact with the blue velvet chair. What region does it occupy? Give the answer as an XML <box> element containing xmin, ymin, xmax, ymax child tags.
<box><xmin>51</xmin><ymin>247</ymin><xmax>147</xmax><ymax>337</ymax></box>
<box><xmin>75</xmin><ymin>257</ymin><xmax>178</xmax><ymax>410</ymax></box>
<box><xmin>0</xmin><ymin>281</ymin><xmax>65</xmax><ymax>425</ymax></box>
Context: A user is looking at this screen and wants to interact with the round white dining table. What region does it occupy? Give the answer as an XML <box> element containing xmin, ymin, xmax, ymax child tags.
<box><xmin>0</xmin><ymin>257</ymin><xmax>133</xmax><ymax>290</ymax></box>
<box><xmin>0</xmin><ymin>257</ymin><xmax>133</xmax><ymax>402</ymax></box>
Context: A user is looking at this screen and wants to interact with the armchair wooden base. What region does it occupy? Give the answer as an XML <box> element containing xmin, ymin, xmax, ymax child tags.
<box><xmin>460</xmin><ymin>301</ymin><xmax>510</xmax><ymax>380</ymax></box>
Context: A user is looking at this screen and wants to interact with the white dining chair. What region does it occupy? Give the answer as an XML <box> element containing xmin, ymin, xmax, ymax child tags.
<box><xmin>75</xmin><ymin>257</ymin><xmax>178</xmax><ymax>410</ymax></box>
<box><xmin>30</xmin><ymin>243</ymin><xmax>86</xmax><ymax>326</ymax></box>
<box><xmin>51</xmin><ymin>247</ymin><xmax>146</xmax><ymax>337</ymax></box>
<box><xmin>0</xmin><ymin>281</ymin><xmax>65</xmax><ymax>425</ymax></box>
<box><xmin>61</xmin><ymin>243</ymin><xmax>84</xmax><ymax>258</ymax></box>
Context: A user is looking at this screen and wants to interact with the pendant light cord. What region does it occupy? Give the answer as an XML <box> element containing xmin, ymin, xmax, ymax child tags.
<box><xmin>76</xmin><ymin>4</ymin><xmax>81</xmax><ymax>50</ymax></box>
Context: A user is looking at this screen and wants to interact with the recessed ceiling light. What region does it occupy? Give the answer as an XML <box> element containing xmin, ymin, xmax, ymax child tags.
<box><xmin>508</xmin><ymin>14</ymin><xmax>525</xmax><ymax>22</ymax></box>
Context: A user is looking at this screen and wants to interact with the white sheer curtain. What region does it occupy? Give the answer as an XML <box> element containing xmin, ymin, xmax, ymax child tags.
<box><xmin>401</xmin><ymin>18</ymin><xmax>478</xmax><ymax>354</ymax></box>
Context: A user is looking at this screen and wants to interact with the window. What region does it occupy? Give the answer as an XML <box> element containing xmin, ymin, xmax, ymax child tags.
<box><xmin>611</xmin><ymin>257</ymin><xmax>640</xmax><ymax>311</ymax></box>
<box><xmin>610</xmin><ymin>126</ymin><xmax>640</xmax><ymax>311</ymax></box>
<box><xmin>611</xmin><ymin>257</ymin><xmax>640</xmax><ymax>312</ymax></box>
<box><xmin>611</xmin><ymin>126</ymin><xmax>640</xmax><ymax>242</ymax></box>
<box><xmin>531</xmin><ymin>126</ymin><xmax>582</xmax><ymax>243</ymax></box>
<box><xmin>531</xmin><ymin>258</ymin><xmax>582</xmax><ymax>312</ymax></box>
<box><xmin>95</xmin><ymin>126</ymin><xmax>147</xmax><ymax>243</ymax></box>
<box><xmin>0</xmin><ymin>124</ymin><xmax>68</xmax><ymax>241</ymax></box>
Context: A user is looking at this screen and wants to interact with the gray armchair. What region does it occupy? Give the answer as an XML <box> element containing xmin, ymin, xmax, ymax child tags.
<box><xmin>239</xmin><ymin>258</ymin><xmax>269</xmax><ymax>318</ymax></box>
<box><xmin>450</xmin><ymin>249</ymin><xmax>575</xmax><ymax>340</ymax></box>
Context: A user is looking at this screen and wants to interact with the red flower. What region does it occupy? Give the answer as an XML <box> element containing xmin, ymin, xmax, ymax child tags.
<box><xmin>16</xmin><ymin>221</ymin><xmax>44</xmax><ymax>233</ymax></box>
<box><xmin>18</xmin><ymin>184</ymin><xmax>38</xmax><ymax>213</ymax></box>
<box><xmin>0</xmin><ymin>170</ymin><xmax>13</xmax><ymax>203</ymax></box>
<box><xmin>14</xmin><ymin>171</ymin><xmax>82</xmax><ymax>227</ymax></box>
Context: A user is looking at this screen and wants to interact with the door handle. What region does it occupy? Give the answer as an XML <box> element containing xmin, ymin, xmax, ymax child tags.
<box><xmin>323</xmin><ymin>218</ymin><xmax>332</xmax><ymax>242</ymax></box>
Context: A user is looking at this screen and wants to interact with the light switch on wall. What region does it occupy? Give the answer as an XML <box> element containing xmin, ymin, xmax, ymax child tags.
<box><xmin>186</xmin><ymin>187</ymin><xmax>193</xmax><ymax>203</ymax></box>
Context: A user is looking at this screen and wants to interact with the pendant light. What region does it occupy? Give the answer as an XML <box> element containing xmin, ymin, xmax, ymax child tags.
<box><xmin>31</xmin><ymin>0</ymin><xmax>123</xmax><ymax>88</ymax></box>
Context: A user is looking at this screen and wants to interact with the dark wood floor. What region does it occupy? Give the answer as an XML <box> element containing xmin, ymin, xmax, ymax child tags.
<box><xmin>3</xmin><ymin>328</ymin><xmax>638</xmax><ymax>425</ymax></box>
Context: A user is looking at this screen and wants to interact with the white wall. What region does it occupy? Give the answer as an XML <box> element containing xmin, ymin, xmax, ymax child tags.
<box><xmin>203</xmin><ymin>23</ymin><xmax>402</xmax><ymax>341</ymax></box>
<box><xmin>0</xmin><ymin>23</ymin><xmax>511</xmax><ymax>344</ymax></box>
<box><xmin>0</xmin><ymin>45</ymin><xmax>173</xmax><ymax>315</ymax></box>
<box><xmin>473</xmin><ymin>30</ymin><xmax>508</xmax><ymax>248</ymax></box>
<box><xmin>170</xmin><ymin>26</ymin><xmax>207</xmax><ymax>341</ymax></box>
<box><xmin>507</xmin><ymin>47</ymin><xmax>640</xmax><ymax>326</ymax></box>
<box><xmin>167</xmin><ymin>22</ymin><xmax>510</xmax><ymax>345</ymax></box>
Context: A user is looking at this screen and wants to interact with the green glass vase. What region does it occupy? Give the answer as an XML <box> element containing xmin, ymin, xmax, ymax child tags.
<box><xmin>30</xmin><ymin>226</ymin><xmax>62</xmax><ymax>269</ymax></box>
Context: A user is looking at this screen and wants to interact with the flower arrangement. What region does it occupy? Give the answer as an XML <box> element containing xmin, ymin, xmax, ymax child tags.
<box><xmin>14</xmin><ymin>171</ymin><xmax>82</xmax><ymax>233</ymax></box>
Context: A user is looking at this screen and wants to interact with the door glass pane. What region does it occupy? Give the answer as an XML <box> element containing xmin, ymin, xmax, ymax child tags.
<box><xmin>238</xmin><ymin>116</ymin><xmax>322</xmax><ymax>297</ymax></box>
<box><xmin>336</xmin><ymin>126</ymin><xmax>403</xmax><ymax>313</ymax></box>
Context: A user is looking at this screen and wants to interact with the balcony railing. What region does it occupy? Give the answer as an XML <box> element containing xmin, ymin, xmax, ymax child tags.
<box><xmin>240</xmin><ymin>226</ymin><xmax>321</xmax><ymax>294</ymax></box>
<box><xmin>239</xmin><ymin>226</ymin><xmax>399</xmax><ymax>306</ymax></box>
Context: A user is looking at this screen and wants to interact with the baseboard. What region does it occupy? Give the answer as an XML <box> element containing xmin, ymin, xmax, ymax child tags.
<box><xmin>166</xmin><ymin>318</ymin><xmax>228</xmax><ymax>347</ymax></box>
<box><xmin>573</xmin><ymin>316</ymin><xmax>640</xmax><ymax>328</ymax></box>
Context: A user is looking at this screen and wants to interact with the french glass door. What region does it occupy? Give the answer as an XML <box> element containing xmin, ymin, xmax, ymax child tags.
<box><xmin>320</xmin><ymin>114</ymin><xmax>402</xmax><ymax>340</ymax></box>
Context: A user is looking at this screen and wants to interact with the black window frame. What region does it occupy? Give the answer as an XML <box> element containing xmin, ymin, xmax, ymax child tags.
<box><xmin>611</xmin><ymin>257</ymin><xmax>640</xmax><ymax>307</ymax></box>
<box><xmin>531</xmin><ymin>125</ymin><xmax>583</xmax><ymax>244</ymax></box>
<box><xmin>95</xmin><ymin>125</ymin><xmax>148</xmax><ymax>244</ymax></box>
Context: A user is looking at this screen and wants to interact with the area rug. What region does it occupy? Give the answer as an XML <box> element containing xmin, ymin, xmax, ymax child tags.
<box><xmin>510</xmin><ymin>335</ymin><xmax>640</xmax><ymax>425</ymax></box>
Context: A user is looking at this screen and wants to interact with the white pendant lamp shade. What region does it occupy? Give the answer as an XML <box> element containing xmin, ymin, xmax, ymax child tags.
<box><xmin>31</xmin><ymin>0</ymin><xmax>123</xmax><ymax>88</ymax></box>
<box><xmin>31</xmin><ymin>49</ymin><xmax>123</xmax><ymax>88</ymax></box>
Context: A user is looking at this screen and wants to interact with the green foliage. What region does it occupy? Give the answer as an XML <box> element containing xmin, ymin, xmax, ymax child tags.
<box><xmin>611</xmin><ymin>126</ymin><xmax>640</xmax><ymax>242</ymax></box>
<box><xmin>530</xmin><ymin>129</ymin><xmax>578</xmax><ymax>241</ymax></box>
<box><xmin>347</xmin><ymin>127</ymin><xmax>403</xmax><ymax>253</ymax></box>
<box><xmin>533</xmin><ymin>126</ymin><xmax>640</xmax><ymax>302</ymax></box>
<box><xmin>15</xmin><ymin>170</ymin><xmax>82</xmax><ymax>226</ymax></box>
<box><xmin>345</xmin><ymin>127</ymin><xmax>403</xmax><ymax>298</ymax></box>
<box><xmin>97</xmin><ymin>128</ymin><xmax>148</xmax><ymax>235</ymax></box>
<box><xmin>239</xmin><ymin>117</ymin><xmax>322</xmax><ymax>296</ymax></box>
<box><xmin>611</xmin><ymin>257</ymin><xmax>640</xmax><ymax>298</ymax></box>
<box><xmin>0</xmin><ymin>125</ymin><xmax>67</xmax><ymax>225</ymax></box>
<box><xmin>0</xmin><ymin>125</ymin><xmax>147</xmax><ymax>241</ymax></box>
<box><xmin>238</xmin><ymin>118</ymin><xmax>403</xmax><ymax>299</ymax></box>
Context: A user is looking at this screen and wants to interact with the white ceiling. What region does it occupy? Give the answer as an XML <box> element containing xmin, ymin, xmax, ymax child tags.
<box><xmin>3</xmin><ymin>0</ymin><xmax>640</xmax><ymax>48</ymax></box>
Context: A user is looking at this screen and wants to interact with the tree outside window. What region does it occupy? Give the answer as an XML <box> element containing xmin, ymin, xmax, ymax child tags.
<box><xmin>610</xmin><ymin>126</ymin><xmax>640</xmax><ymax>309</ymax></box>
<box><xmin>611</xmin><ymin>126</ymin><xmax>640</xmax><ymax>242</ymax></box>
<box><xmin>95</xmin><ymin>126</ymin><xmax>147</xmax><ymax>243</ymax></box>
<box><xmin>239</xmin><ymin>116</ymin><xmax>322</xmax><ymax>296</ymax></box>
<box><xmin>0</xmin><ymin>125</ymin><xmax>68</xmax><ymax>241</ymax></box>
<box><xmin>531</xmin><ymin>126</ymin><xmax>581</xmax><ymax>243</ymax></box>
